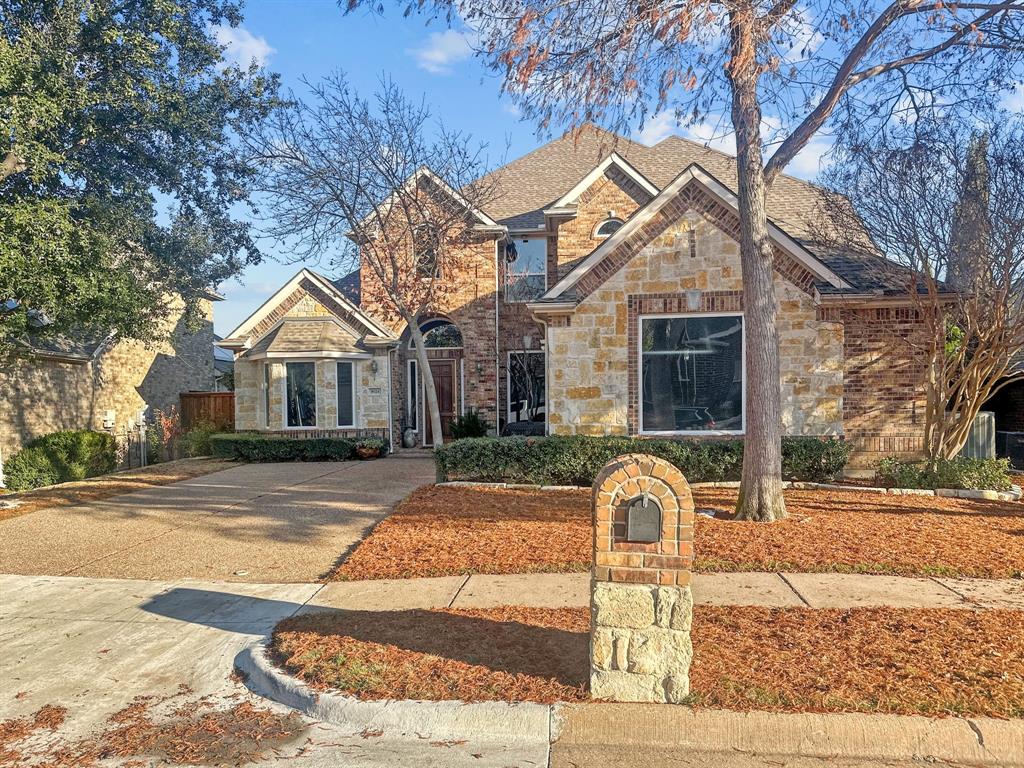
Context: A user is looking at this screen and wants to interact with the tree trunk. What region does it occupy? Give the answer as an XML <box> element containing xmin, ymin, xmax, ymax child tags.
<box><xmin>407</xmin><ymin>315</ymin><xmax>446</xmax><ymax>448</ymax></box>
<box><xmin>728</xmin><ymin>6</ymin><xmax>787</xmax><ymax>522</ymax></box>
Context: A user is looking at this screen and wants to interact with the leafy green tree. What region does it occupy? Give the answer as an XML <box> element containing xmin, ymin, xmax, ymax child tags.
<box><xmin>0</xmin><ymin>0</ymin><xmax>279</xmax><ymax>350</ymax></box>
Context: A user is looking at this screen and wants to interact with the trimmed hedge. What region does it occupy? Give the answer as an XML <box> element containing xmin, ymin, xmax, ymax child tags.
<box><xmin>209</xmin><ymin>433</ymin><xmax>388</xmax><ymax>462</ymax></box>
<box><xmin>434</xmin><ymin>435</ymin><xmax>851</xmax><ymax>486</ymax></box>
<box><xmin>876</xmin><ymin>456</ymin><xmax>1014</xmax><ymax>491</ymax></box>
<box><xmin>4</xmin><ymin>430</ymin><xmax>117</xmax><ymax>491</ymax></box>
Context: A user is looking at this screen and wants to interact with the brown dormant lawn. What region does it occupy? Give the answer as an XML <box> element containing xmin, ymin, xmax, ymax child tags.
<box><xmin>330</xmin><ymin>484</ymin><xmax>1024</xmax><ymax>581</ymax></box>
<box><xmin>271</xmin><ymin>605</ymin><xmax>1024</xmax><ymax>717</ymax></box>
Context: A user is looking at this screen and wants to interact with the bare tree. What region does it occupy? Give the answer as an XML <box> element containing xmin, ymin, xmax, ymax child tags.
<box><xmin>344</xmin><ymin>0</ymin><xmax>1024</xmax><ymax>520</ymax></box>
<box><xmin>247</xmin><ymin>75</ymin><xmax>501</xmax><ymax>447</ymax></box>
<box><xmin>823</xmin><ymin>118</ymin><xmax>1024</xmax><ymax>462</ymax></box>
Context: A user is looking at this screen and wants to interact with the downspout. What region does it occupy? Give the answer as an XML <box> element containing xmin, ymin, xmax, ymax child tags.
<box><xmin>386</xmin><ymin>348</ymin><xmax>394</xmax><ymax>451</ymax></box>
<box><xmin>494</xmin><ymin>235</ymin><xmax>505</xmax><ymax>434</ymax></box>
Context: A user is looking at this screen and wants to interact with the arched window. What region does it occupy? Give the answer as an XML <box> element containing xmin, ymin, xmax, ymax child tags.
<box><xmin>410</xmin><ymin>318</ymin><xmax>463</xmax><ymax>348</ymax></box>
<box><xmin>595</xmin><ymin>218</ymin><xmax>624</xmax><ymax>238</ymax></box>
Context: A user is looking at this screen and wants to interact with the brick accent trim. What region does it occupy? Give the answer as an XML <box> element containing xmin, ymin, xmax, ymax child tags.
<box><xmin>593</xmin><ymin>454</ymin><xmax>695</xmax><ymax>586</ymax></box>
<box><xmin>626</xmin><ymin>291</ymin><xmax>744</xmax><ymax>435</ymax></box>
<box><xmin>574</xmin><ymin>183</ymin><xmax>819</xmax><ymax>301</ymax></box>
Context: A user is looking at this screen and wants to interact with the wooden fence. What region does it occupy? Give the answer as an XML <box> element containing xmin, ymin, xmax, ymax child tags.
<box><xmin>180</xmin><ymin>391</ymin><xmax>235</xmax><ymax>431</ymax></box>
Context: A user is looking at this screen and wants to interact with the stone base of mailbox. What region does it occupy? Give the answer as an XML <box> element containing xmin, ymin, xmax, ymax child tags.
<box><xmin>591</xmin><ymin>582</ymin><xmax>693</xmax><ymax>703</ymax></box>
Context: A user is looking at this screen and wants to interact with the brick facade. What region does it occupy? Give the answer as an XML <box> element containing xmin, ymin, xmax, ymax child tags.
<box><xmin>0</xmin><ymin>297</ymin><xmax>215</xmax><ymax>460</ymax></box>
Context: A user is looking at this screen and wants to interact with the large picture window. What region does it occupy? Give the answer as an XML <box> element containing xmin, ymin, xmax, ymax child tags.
<box><xmin>285</xmin><ymin>362</ymin><xmax>317</xmax><ymax>428</ymax></box>
<box><xmin>263</xmin><ymin>363</ymin><xmax>272</xmax><ymax>428</ymax></box>
<box><xmin>337</xmin><ymin>361</ymin><xmax>355</xmax><ymax>427</ymax></box>
<box><xmin>507</xmin><ymin>351</ymin><xmax>545</xmax><ymax>424</ymax></box>
<box><xmin>640</xmin><ymin>315</ymin><xmax>743</xmax><ymax>434</ymax></box>
<box><xmin>505</xmin><ymin>238</ymin><xmax>547</xmax><ymax>303</ymax></box>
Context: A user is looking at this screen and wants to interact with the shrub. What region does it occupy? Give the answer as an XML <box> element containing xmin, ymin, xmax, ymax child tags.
<box><xmin>449</xmin><ymin>410</ymin><xmax>491</xmax><ymax>439</ymax></box>
<box><xmin>209</xmin><ymin>433</ymin><xmax>357</xmax><ymax>462</ymax></box>
<box><xmin>354</xmin><ymin>437</ymin><xmax>389</xmax><ymax>459</ymax></box>
<box><xmin>180</xmin><ymin>421</ymin><xmax>219</xmax><ymax>458</ymax></box>
<box><xmin>434</xmin><ymin>435</ymin><xmax>849</xmax><ymax>486</ymax></box>
<box><xmin>876</xmin><ymin>456</ymin><xmax>1013</xmax><ymax>491</ymax></box>
<box><xmin>4</xmin><ymin>430</ymin><xmax>116</xmax><ymax>491</ymax></box>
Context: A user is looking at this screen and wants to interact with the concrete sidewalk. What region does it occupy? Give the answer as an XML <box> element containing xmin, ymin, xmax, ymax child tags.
<box><xmin>310</xmin><ymin>570</ymin><xmax>1024</xmax><ymax>612</ymax></box>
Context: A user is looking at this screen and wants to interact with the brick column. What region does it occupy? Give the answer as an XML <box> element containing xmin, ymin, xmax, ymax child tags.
<box><xmin>590</xmin><ymin>453</ymin><xmax>695</xmax><ymax>703</ymax></box>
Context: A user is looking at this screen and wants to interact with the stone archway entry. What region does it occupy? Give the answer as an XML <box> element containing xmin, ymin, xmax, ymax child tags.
<box><xmin>424</xmin><ymin>358</ymin><xmax>458</xmax><ymax>447</ymax></box>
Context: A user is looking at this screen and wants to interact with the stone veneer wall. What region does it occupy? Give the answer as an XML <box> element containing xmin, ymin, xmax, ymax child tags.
<box><xmin>0</xmin><ymin>297</ymin><xmax>215</xmax><ymax>459</ymax></box>
<box><xmin>590</xmin><ymin>454</ymin><xmax>695</xmax><ymax>703</ymax></box>
<box><xmin>546</xmin><ymin>211</ymin><xmax>844</xmax><ymax>438</ymax></box>
<box><xmin>234</xmin><ymin>354</ymin><xmax>390</xmax><ymax>434</ymax></box>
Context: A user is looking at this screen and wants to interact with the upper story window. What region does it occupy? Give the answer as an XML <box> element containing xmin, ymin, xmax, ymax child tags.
<box><xmin>414</xmin><ymin>224</ymin><xmax>440</xmax><ymax>278</ymax></box>
<box><xmin>505</xmin><ymin>237</ymin><xmax>547</xmax><ymax>303</ymax></box>
<box><xmin>595</xmin><ymin>218</ymin><xmax>624</xmax><ymax>238</ymax></box>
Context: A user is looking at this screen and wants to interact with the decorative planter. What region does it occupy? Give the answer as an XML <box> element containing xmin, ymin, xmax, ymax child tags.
<box><xmin>355</xmin><ymin>446</ymin><xmax>381</xmax><ymax>460</ymax></box>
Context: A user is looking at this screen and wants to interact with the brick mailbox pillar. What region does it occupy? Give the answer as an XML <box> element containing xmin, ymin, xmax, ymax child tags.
<box><xmin>590</xmin><ymin>453</ymin><xmax>695</xmax><ymax>703</ymax></box>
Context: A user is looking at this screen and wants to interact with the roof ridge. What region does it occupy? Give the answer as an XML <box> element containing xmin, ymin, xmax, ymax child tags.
<box><xmin>652</xmin><ymin>133</ymin><xmax>834</xmax><ymax>193</ymax></box>
<box><xmin>488</xmin><ymin>123</ymin><xmax>645</xmax><ymax>177</ymax></box>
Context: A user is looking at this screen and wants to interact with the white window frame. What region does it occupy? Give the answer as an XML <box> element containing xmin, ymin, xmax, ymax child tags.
<box><xmin>262</xmin><ymin>362</ymin><xmax>273</xmax><ymax>428</ymax></box>
<box><xmin>637</xmin><ymin>312</ymin><xmax>745</xmax><ymax>437</ymax></box>
<box><xmin>282</xmin><ymin>360</ymin><xmax>319</xmax><ymax>430</ymax></box>
<box><xmin>336</xmin><ymin>360</ymin><xmax>357</xmax><ymax>429</ymax></box>
<box><xmin>506</xmin><ymin>350</ymin><xmax>546</xmax><ymax>425</ymax></box>
<box><xmin>593</xmin><ymin>217</ymin><xmax>624</xmax><ymax>239</ymax></box>
<box><xmin>504</xmin><ymin>237</ymin><xmax>548</xmax><ymax>303</ymax></box>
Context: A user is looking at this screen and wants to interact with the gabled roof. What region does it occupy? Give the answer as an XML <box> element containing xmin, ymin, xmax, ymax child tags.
<box><xmin>547</xmin><ymin>152</ymin><xmax>659</xmax><ymax>212</ymax></box>
<box><xmin>363</xmin><ymin>166</ymin><xmax>500</xmax><ymax>232</ymax></box>
<box><xmin>220</xmin><ymin>268</ymin><xmax>394</xmax><ymax>346</ymax></box>
<box><xmin>541</xmin><ymin>163</ymin><xmax>851</xmax><ymax>304</ymax></box>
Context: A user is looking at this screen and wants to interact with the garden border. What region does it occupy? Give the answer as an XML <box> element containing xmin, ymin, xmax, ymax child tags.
<box><xmin>435</xmin><ymin>481</ymin><xmax>1022</xmax><ymax>502</ymax></box>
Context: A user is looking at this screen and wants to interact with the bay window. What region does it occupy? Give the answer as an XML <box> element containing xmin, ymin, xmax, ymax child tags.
<box><xmin>337</xmin><ymin>361</ymin><xmax>355</xmax><ymax>427</ymax></box>
<box><xmin>285</xmin><ymin>362</ymin><xmax>317</xmax><ymax>428</ymax></box>
<box><xmin>640</xmin><ymin>314</ymin><xmax>744</xmax><ymax>434</ymax></box>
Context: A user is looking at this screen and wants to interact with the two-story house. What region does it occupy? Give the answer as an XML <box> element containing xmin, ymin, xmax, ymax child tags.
<box><xmin>219</xmin><ymin>126</ymin><xmax>932</xmax><ymax>468</ymax></box>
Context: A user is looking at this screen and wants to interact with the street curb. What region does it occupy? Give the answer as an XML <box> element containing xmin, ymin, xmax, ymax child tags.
<box><xmin>553</xmin><ymin>703</ymin><xmax>1024</xmax><ymax>766</ymax></box>
<box><xmin>234</xmin><ymin>640</ymin><xmax>554</xmax><ymax>744</ymax></box>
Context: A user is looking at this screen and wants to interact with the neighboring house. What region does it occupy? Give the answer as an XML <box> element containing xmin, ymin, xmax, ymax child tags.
<box><xmin>213</xmin><ymin>335</ymin><xmax>235</xmax><ymax>391</ymax></box>
<box><xmin>0</xmin><ymin>295</ymin><xmax>219</xmax><ymax>461</ymax></box>
<box><xmin>221</xmin><ymin>126</ymin><xmax>936</xmax><ymax>468</ymax></box>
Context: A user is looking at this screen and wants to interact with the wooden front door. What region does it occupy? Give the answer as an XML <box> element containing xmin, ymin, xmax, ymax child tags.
<box><xmin>424</xmin><ymin>359</ymin><xmax>458</xmax><ymax>446</ymax></box>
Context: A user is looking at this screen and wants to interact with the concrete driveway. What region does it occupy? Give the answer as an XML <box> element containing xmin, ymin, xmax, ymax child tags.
<box><xmin>0</xmin><ymin>455</ymin><xmax>435</xmax><ymax>583</ymax></box>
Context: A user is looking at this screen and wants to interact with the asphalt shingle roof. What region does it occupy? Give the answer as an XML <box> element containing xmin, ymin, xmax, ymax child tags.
<box><xmin>240</xmin><ymin>319</ymin><xmax>364</xmax><ymax>358</ymax></box>
<box><xmin>481</xmin><ymin>125</ymin><xmax>913</xmax><ymax>295</ymax></box>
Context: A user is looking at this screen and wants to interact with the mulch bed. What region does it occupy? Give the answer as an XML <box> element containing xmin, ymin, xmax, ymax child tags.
<box><xmin>330</xmin><ymin>485</ymin><xmax>1024</xmax><ymax>580</ymax></box>
<box><xmin>271</xmin><ymin>606</ymin><xmax>1024</xmax><ymax>718</ymax></box>
<box><xmin>0</xmin><ymin>458</ymin><xmax>237</xmax><ymax>522</ymax></box>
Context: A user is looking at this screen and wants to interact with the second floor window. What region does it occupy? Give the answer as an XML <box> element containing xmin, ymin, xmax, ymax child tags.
<box><xmin>505</xmin><ymin>237</ymin><xmax>546</xmax><ymax>303</ymax></box>
<box><xmin>414</xmin><ymin>224</ymin><xmax>440</xmax><ymax>278</ymax></box>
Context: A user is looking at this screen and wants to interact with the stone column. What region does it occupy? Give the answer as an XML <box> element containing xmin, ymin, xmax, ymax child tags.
<box><xmin>590</xmin><ymin>453</ymin><xmax>695</xmax><ymax>703</ymax></box>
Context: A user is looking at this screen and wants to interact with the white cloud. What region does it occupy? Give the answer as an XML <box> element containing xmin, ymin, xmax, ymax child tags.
<box><xmin>1002</xmin><ymin>82</ymin><xmax>1024</xmax><ymax>113</ymax></box>
<box><xmin>785</xmin><ymin>135</ymin><xmax>833</xmax><ymax>181</ymax></box>
<box><xmin>634</xmin><ymin>111</ymin><xmax>679</xmax><ymax>145</ymax></box>
<box><xmin>408</xmin><ymin>30</ymin><xmax>474</xmax><ymax>75</ymax></box>
<box><xmin>214</xmin><ymin>25</ymin><xmax>274</xmax><ymax>67</ymax></box>
<box><xmin>779</xmin><ymin>7</ymin><xmax>824</xmax><ymax>63</ymax></box>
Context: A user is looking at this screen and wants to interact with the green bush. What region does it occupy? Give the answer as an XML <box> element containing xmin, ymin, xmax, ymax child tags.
<box><xmin>434</xmin><ymin>435</ymin><xmax>849</xmax><ymax>486</ymax></box>
<box><xmin>449</xmin><ymin>409</ymin><xmax>491</xmax><ymax>439</ymax></box>
<box><xmin>876</xmin><ymin>456</ymin><xmax>1014</xmax><ymax>491</ymax></box>
<box><xmin>209</xmin><ymin>433</ymin><xmax>358</xmax><ymax>462</ymax></box>
<box><xmin>4</xmin><ymin>430</ymin><xmax>117</xmax><ymax>491</ymax></box>
<box><xmin>180</xmin><ymin>421</ymin><xmax>219</xmax><ymax>458</ymax></box>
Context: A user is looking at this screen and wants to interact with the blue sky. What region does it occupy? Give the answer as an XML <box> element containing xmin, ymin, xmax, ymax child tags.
<box><xmin>214</xmin><ymin>1</ymin><xmax>825</xmax><ymax>334</ymax></box>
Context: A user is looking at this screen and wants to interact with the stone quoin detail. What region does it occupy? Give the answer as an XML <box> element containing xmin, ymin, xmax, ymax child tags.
<box><xmin>590</xmin><ymin>453</ymin><xmax>695</xmax><ymax>703</ymax></box>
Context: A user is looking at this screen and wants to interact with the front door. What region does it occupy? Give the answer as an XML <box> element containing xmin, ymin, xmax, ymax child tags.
<box><xmin>424</xmin><ymin>359</ymin><xmax>457</xmax><ymax>446</ymax></box>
